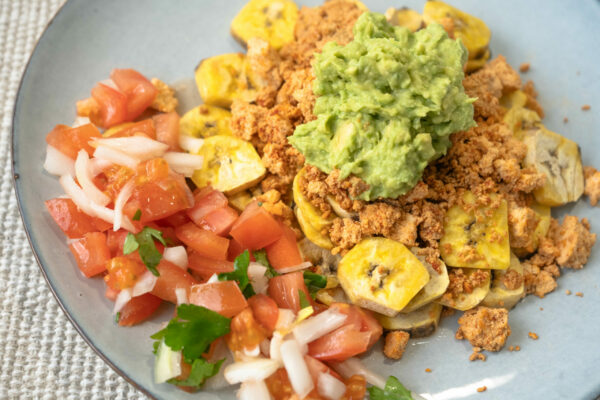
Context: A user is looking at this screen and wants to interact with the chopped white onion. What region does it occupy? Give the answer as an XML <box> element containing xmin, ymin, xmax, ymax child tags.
<box><xmin>224</xmin><ymin>359</ymin><xmax>281</xmax><ymax>384</ymax></box>
<box><xmin>275</xmin><ymin>309</ymin><xmax>296</xmax><ymax>331</ymax></box>
<box><xmin>162</xmin><ymin>152</ymin><xmax>204</xmax><ymax>177</ymax></box>
<box><xmin>318</xmin><ymin>372</ymin><xmax>347</xmax><ymax>400</ymax></box>
<box><xmin>94</xmin><ymin>145</ymin><xmax>140</xmax><ymax>169</ymax></box>
<box><xmin>99</xmin><ymin>78</ymin><xmax>119</xmax><ymax>91</ymax></box>
<box><xmin>269</xmin><ymin>332</ymin><xmax>284</xmax><ymax>362</ymax></box>
<box><xmin>237</xmin><ymin>380</ymin><xmax>271</xmax><ymax>400</ymax></box>
<box><xmin>243</xmin><ymin>346</ymin><xmax>260</xmax><ymax>358</ymax></box>
<box><xmin>132</xmin><ymin>271</ymin><xmax>158</xmax><ymax>297</ymax></box>
<box><xmin>94</xmin><ymin>136</ymin><xmax>169</xmax><ymax>160</ymax></box>
<box><xmin>292</xmin><ymin>309</ymin><xmax>347</xmax><ymax>345</ymax></box>
<box><xmin>113</xmin><ymin>179</ymin><xmax>135</xmax><ymax>231</ymax></box>
<box><xmin>89</xmin><ymin>157</ymin><xmax>113</xmax><ymax>177</ymax></box>
<box><xmin>154</xmin><ymin>340</ymin><xmax>182</xmax><ymax>384</ymax></box>
<box><xmin>260</xmin><ymin>339</ymin><xmax>271</xmax><ymax>358</ymax></box>
<box><xmin>276</xmin><ymin>261</ymin><xmax>312</xmax><ymax>274</ymax></box>
<box><xmin>59</xmin><ymin>174</ymin><xmax>95</xmax><ymax>216</ymax></box>
<box><xmin>72</xmin><ymin>116</ymin><xmax>91</xmax><ymax>128</ymax></box>
<box><xmin>206</xmin><ymin>273</ymin><xmax>220</xmax><ymax>284</ymax></box>
<box><xmin>163</xmin><ymin>246</ymin><xmax>188</xmax><ymax>269</ymax></box>
<box><xmin>89</xmin><ymin>201</ymin><xmax>136</xmax><ymax>232</ymax></box>
<box><xmin>248</xmin><ymin>262</ymin><xmax>268</xmax><ymax>295</ymax></box>
<box><xmin>175</xmin><ymin>288</ymin><xmax>188</xmax><ymax>305</ymax></box>
<box><xmin>113</xmin><ymin>288</ymin><xmax>132</xmax><ymax>314</ymax></box>
<box><xmin>330</xmin><ymin>358</ymin><xmax>386</xmax><ymax>389</ymax></box>
<box><xmin>44</xmin><ymin>145</ymin><xmax>75</xmax><ymax>176</ymax></box>
<box><xmin>179</xmin><ymin>135</ymin><xmax>205</xmax><ymax>154</ymax></box>
<box><xmin>280</xmin><ymin>339</ymin><xmax>314</xmax><ymax>398</ymax></box>
<box><xmin>75</xmin><ymin>150</ymin><xmax>111</xmax><ymax>206</ymax></box>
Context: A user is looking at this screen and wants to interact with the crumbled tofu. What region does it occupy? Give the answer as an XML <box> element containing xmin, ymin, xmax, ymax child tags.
<box><xmin>383</xmin><ymin>331</ymin><xmax>410</xmax><ymax>360</ymax></box>
<box><xmin>519</xmin><ymin>62</ymin><xmax>530</xmax><ymax>73</ymax></box>
<box><xmin>584</xmin><ymin>166</ymin><xmax>600</xmax><ymax>206</ymax></box>
<box><xmin>551</xmin><ymin>216</ymin><xmax>596</xmax><ymax>269</ymax></box>
<box><xmin>582</xmin><ymin>104</ymin><xmax>591</xmax><ymax>111</ymax></box>
<box><xmin>528</xmin><ymin>332</ymin><xmax>539</xmax><ymax>340</ymax></box>
<box><xmin>456</xmin><ymin>307</ymin><xmax>511</xmax><ymax>352</ymax></box>
<box><xmin>150</xmin><ymin>78</ymin><xmax>178</xmax><ymax>113</ymax></box>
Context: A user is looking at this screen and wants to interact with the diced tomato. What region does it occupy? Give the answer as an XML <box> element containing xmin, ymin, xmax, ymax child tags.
<box><xmin>105</xmin><ymin>256</ymin><xmax>147</xmax><ymax>290</ymax></box>
<box><xmin>247</xmin><ymin>294</ymin><xmax>279</xmax><ymax>333</ymax></box>
<box><xmin>91</xmin><ymin>218</ymin><xmax>113</xmax><ymax>232</ymax></box>
<box><xmin>129</xmin><ymin>175</ymin><xmax>192</xmax><ymax>223</ymax></box>
<box><xmin>106</xmin><ymin>229</ymin><xmax>129</xmax><ymax>256</ymax></box>
<box><xmin>91</xmin><ymin>83</ymin><xmax>128</xmax><ymax>128</ymax></box>
<box><xmin>138</xmin><ymin>158</ymin><xmax>170</xmax><ymax>182</ymax></box>
<box><xmin>357</xmin><ymin>308</ymin><xmax>383</xmax><ymax>348</ymax></box>
<box><xmin>230</xmin><ymin>202</ymin><xmax>283</xmax><ymax>250</ymax></box>
<box><xmin>187</xmin><ymin>252</ymin><xmax>233</xmax><ymax>280</ymax></box>
<box><xmin>265</xmin><ymin>221</ymin><xmax>303</xmax><ymax>271</ymax></box>
<box><xmin>227</xmin><ymin>238</ymin><xmax>246</xmax><ymax>262</ymax></box>
<box><xmin>102</xmin><ymin>164</ymin><xmax>135</xmax><ymax>201</ymax></box>
<box><xmin>267</xmin><ymin>271</ymin><xmax>312</xmax><ymax>313</ymax></box>
<box><xmin>117</xmin><ymin>293</ymin><xmax>162</xmax><ymax>326</ymax></box>
<box><xmin>200</xmin><ymin>206</ymin><xmax>238</xmax><ymax>236</ymax></box>
<box><xmin>68</xmin><ymin>232</ymin><xmax>111</xmax><ymax>278</ymax></box>
<box><xmin>45</xmin><ymin>123</ymin><xmax>102</xmax><ymax>159</ymax></box>
<box><xmin>104</xmin><ymin>119</ymin><xmax>156</xmax><ymax>139</ymax></box>
<box><xmin>304</xmin><ymin>355</ymin><xmax>342</xmax><ymax>384</ymax></box>
<box><xmin>343</xmin><ymin>375</ymin><xmax>367</xmax><ymax>400</ymax></box>
<box><xmin>105</xmin><ymin>286</ymin><xmax>119</xmax><ymax>301</ymax></box>
<box><xmin>308</xmin><ymin>324</ymin><xmax>370</xmax><ymax>361</ymax></box>
<box><xmin>46</xmin><ymin>198</ymin><xmax>105</xmax><ymax>239</ymax></box>
<box><xmin>175</xmin><ymin>222</ymin><xmax>229</xmax><ymax>261</ymax></box>
<box><xmin>186</xmin><ymin>188</ymin><xmax>228</xmax><ymax>224</ymax></box>
<box><xmin>151</xmin><ymin>259</ymin><xmax>198</xmax><ymax>304</ymax></box>
<box><xmin>226</xmin><ymin>307</ymin><xmax>268</xmax><ymax>354</ymax></box>
<box><xmin>158</xmin><ymin>210</ymin><xmax>190</xmax><ymax>228</ymax></box>
<box><xmin>110</xmin><ymin>69</ymin><xmax>157</xmax><ymax>121</ymax></box>
<box><xmin>189</xmin><ymin>281</ymin><xmax>247</xmax><ymax>318</ymax></box>
<box><xmin>153</xmin><ymin>112</ymin><xmax>181</xmax><ymax>151</ymax></box>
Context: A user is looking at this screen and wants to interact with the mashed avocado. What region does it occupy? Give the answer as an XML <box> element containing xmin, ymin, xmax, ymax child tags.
<box><xmin>289</xmin><ymin>12</ymin><xmax>475</xmax><ymax>200</ymax></box>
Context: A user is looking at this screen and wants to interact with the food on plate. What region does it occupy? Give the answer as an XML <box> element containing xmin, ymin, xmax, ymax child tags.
<box><xmin>42</xmin><ymin>0</ymin><xmax>597</xmax><ymax>398</ymax></box>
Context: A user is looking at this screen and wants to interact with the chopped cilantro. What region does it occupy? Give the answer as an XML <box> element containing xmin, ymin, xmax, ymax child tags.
<box><xmin>168</xmin><ymin>358</ymin><xmax>224</xmax><ymax>389</ymax></box>
<box><xmin>368</xmin><ymin>376</ymin><xmax>414</xmax><ymax>400</ymax></box>
<box><xmin>253</xmin><ymin>249</ymin><xmax>279</xmax><ymax>278</ymax></box>
<box><xmin>151</xmin><ymin>304</ymin><xmax>230</xmax><ymax>363</ymax></box>
<box><xmin>123</xmin><ymin>227</ymin><xmax>166</xmax><ymax>276</ymax></box>
<box><xmin>298</xmin><ymin>289</ymin><xmax>311</xmax><ymax>309</ymax></box>
<box><xmin>218</xmin><ymin>250</ymin><xmax>255</xmax><ymax>298</ymax></box>
<box><xmin>132</xmin><ymin>209</ymin><xmax>142</xmax><ymax>221</ymax></box>
<box><xmin>115</xmin><ymin>312</ymin><xmax>121</xmax><ymax>324</ymax></box>
<box><xmin>304</xmin><ymin>270</ymin><xmax>327</xmax><ymax>299</ymax></box>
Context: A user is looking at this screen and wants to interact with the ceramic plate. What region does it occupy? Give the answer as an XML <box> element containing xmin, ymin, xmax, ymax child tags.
<box><xmin>12</xmin><ymin>0</ymin><xmax>600</xmax><ymax>399</ymax></box>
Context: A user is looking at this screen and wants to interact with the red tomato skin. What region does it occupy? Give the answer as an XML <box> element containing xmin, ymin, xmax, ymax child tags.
<box><xmin>199</xmin><ymin>206</ymin><xmax>238</xmax><ymax>236</ymax></box>
<box><xmin>45</xmin><ymin>123</ymin><xmax>102</xmax><ymax>159</ymax></box>
<box><xmin>307</xmin><ymin>325</ymin><xmax>370</xmax><ymax>361</ymax></box>
<box><xmin>186</xmin><ymin>188</ymin><xmax>228</xmax><ymax>225</ymax></box>
<box><xmin>130</xmin><ymin>177</ymin><xmax>192</xmax><ymax>223</ymax></box>
<box><xmin>68</xmin><ymin>232</ymin><xmax>111</xmax><ymax>278</ymax></box>
<box><xmin>189</xmin><ymin>281</ymin><xmax>248</xmax><ymax>318</ymax></box>
<box><xmin>175</xmin><ymin>222</ymin><xmax>230</xmax><ymax>261</ymax></box>
<box><xmin>152</xmin><ymin>112</ymin><xmax>181</xmax><ymax>151</ymax></box>
<box><xmin>105</xmin><ymin>119</ymin><xmax>156</xmax><ymax>139</ymax></box>
<box><xmin>158</xmin><ymin>210</ymin><xmax>191</xmax><ymax>228</ymax></box>
<box><xmin>118</xmin><ymin>293</ymin><xmax>162</xmax><ymax>326</ymax></box>
<box><xmin>248</xmin><ymin>294</ymin><xmax>279</xmax><ymax>333</ymax></box>
<box><xmin>46</xmin><ymin>198</ymin><xmax>102</xmax><ymax>239</ymax></box>
<box><xmin>151</xmin><ymin>260</ymin><xmax>198</xmax><ymax>304</ymax></box>
<box><xmin>357</xmin><ymin>308</ymin><xmax>383</xmax><ymax>348</ymax></box>
<box><xmin>304</xmin><ymin>355</ymin><xmax>343</xmax><ymax>384</ymax></box>
<box><xmin>91</xmin><ymin>83</ymin><xmax>129</xmax><ymax>128</ymax></box>
<box><xmin>187</xmin><ymin>252</ymin><xmax>234</xmax><ymax>280</ymax></box>
<box><xmin>230</xmin><ymin>202</ymin><xmax>283</xmax><ymax>250</ymax></box>
<box><xmin>106</xmin><ymin>229</ymin><xmax>129</xmax><ymax>257</ymax></box>
<box><xmin>110</xmin><ymin>69</ymin><xmax>157</xmax><ymax>121</ymax></box>
<box><xmin>105</xmin><ymin>286</ymin><xmax>119</xmax><ymax>301</ymax></box>
<box><xmin>265</xmin><ymin>222</ymin><xmax>303</xmax><ymax>270</ymax></box>
<box><xmin>267</xmin><ymin>271</ymin><xmax>312</xmax><ymax>313</ymax></box>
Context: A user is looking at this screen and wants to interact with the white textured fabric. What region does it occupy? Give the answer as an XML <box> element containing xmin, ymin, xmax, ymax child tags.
<box><xmin>0</xmin><ymin>1</ymin><xmax>146</xmax><ymax>399</ymax></box>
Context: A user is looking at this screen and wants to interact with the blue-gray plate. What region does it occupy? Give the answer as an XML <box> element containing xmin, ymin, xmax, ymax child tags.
<box><xmin>12</xmin><ymin>0</ymin><xmax>600</xmax><ymax>399</ymax></box>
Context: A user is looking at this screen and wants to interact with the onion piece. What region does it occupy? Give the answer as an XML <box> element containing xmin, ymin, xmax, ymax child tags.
<box><xmin>89</xmin><ymin>157</ymin><xmax>113</xmax><ymax>177</ymax></box>
<box><xmin>132</xmin><ymin>271</ymin><xmax>158</xmax><ymax>297</ymax></box>
<box><xmin>93</xmin><ymin>136</ymin><xmax>169</xmax><ymax>160</ymax></box>
<box><xmin>243</xmin><ymin>346</ymin><xmax>260</xmax><ymax>358</ymax></box>
<box><xmin>154</xmin><ymin>340</ymin><xmax>182</xmax><ymax>384</ymax></box>
<box><xmin>179</xmin><ymin>135</ymin><xmax>205</xmax><ymax>154</ymax></box>
<box><xmin>99</xmin><ymin>78</ymin><xmax>118</xmax><ymax>90</ymax></box>
<box><xmin>113</xmin><ymin>179</ymin><xmax>135</xmax><ymax>231</ymax></box>
<box><xmin>113</xmin><ymin>288</ymin><xmax>132</xmax><ymax>314</ymax></box>
<box><xmin>224</xmin><ymin>359</ymin><xmax>281</xmax><ymax>384</ymax></box>
<box><xmin>275</xmin><ymin>308</ymin><xmax>296</xmax><ymax>331</ymax></box>
<box><xmin>292</xmin><ymin>308</ymin><xmax>347</xmax><ymax>345</ymax></box>
<box><xmin>280</xmin><ymin>339</ymin><xmax>314</xmax><ymax>398</ymax></box>
<box><xmin>318</xmin><ymin>372</ymin><xmax>346</xmax><ymax>400</ymax></box>
<box><xmin>44</xmin><ymin>145</ymin><xmax>75</xmax><ymax>176</ymax></box>
<box><xmin>175</xmin><ymin>288</ymin><xmax>188</xmax><ymax>305</ymax></box>
<box><xmin>276</xmin><ymin>261</ymin><xmax>312</xmax><ymax>274</ymax></box>
<box><xmin>72</xmin><ymin>116</ymin><xmax>91</xmax><ymax>128</ymax></box>
<box><xmin>260</xmin><ymin>339</ymin><xmax>271</xmax><ymax>358</ymax></box>
<box><xmin>330</xmin><ymin>357</ymin><xmax>386</xmax><ymax>389</ymax></box>
<box><xmin>94</xmin><ymin>145</ymin><xmax>140</xmax><ymax>169</ymax></box>
<box><xmin>75</xmin><ymin>150</ymin><xmax>111</xmax><ymax>206</ymax></box>
<box><xmin>207</xmin><ymin>273</ymin><xmax>220</xmax><ymax>284</ymax></box>
<box><xmin>237</xmin><ymin>380</ymin><xmax>271</xmax><ymax>400</ymax></box>
<box><xmin>248</xmin><ymin>262</ymin><xmax>268</xmax><ymax>295</ymax></box>
<box><xmin>163</xmin><ymin>246</ymin><xmax>188</xmax><ymax>269</ymax></box>
<box><xmin>89</xmin><ymin>201</ymin><xmax>136</xmax><ymax>232</ymax></box>
<box><xmin>162</xmin><ymin>152</ymin><xmax>204</xmax><ymax>177</ymax></box>
<box><xmin>269</xmin><ymin>332</ymin><xmax>284</xmax><ymax>362</ymax></box>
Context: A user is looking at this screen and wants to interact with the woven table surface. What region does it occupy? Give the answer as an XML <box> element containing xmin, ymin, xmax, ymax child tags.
<box><xmin>0</xmin><ymin>1</ymin><xmax>145</xmax><ymax>398</ymax></box>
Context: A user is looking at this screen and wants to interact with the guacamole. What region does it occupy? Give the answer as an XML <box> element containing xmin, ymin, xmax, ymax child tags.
<box><xmin>289</xmin><ymin>12</ymin><xmax>475</xmax><ymax>200</ymax></box>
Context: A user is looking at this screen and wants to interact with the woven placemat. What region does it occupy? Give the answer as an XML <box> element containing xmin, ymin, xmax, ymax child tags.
<box><xmin>0</xmin><ymin>1</ymin><xmax>146</xmax><ymax>398</ymax></box>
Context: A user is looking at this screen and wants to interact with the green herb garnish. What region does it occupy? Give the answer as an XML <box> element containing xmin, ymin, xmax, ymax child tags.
<box><xmin>168</xmin><ymin>358</ymin><xmax>224</xmax><ymax>388</ymax></box>
<box><xmin>123</xmin><ymin>227</ymin><xmax>166</xmax><ymax>276</ymax></box>
<box><xmin>304</xmin><ymin>270</ymin><xmax>327</xmax><ymax>299</ymax></box>
<box><xmin>132</xmin><ymin>209</ymin><xmax>142</xmax><ymax>221</ymax></box>
<box><xmin>368</xmin><ymin>376</ymin><xmax>414</xmax><ymax>400</ymax></box>
<box><xmin>298</xmin><ymin>289</ymin><xmax>311</xmax><ymax>309</ymax></box>
<box><xmin>218</xmin><ymin>250</ymin><xmax>255</xmax><ymax>298</ymax></box>
<box><xmin>115</xmin><ymin>312</ymin><xmax>121</xmax><ymax>324</ymax></box>
<box><xmin>253</xmin><ymin>249</ymin><xmax>279</xmax><ymax>278</ymax></box>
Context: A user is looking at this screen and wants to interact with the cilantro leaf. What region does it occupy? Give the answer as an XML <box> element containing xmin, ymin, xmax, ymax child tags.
<box><xmin>124</xmin><ymin>227</ymin><xmax>166</xmax><ymax>276</ymax></box>
<box><xmin>298</xmin><ymin>289</ymin><xmax>311</xmax><ymax>309</ymax></box>
<box><xmin>115</xmin><ymin>312</ymin><xmax>121</xmax><ymax>324</ymax></box>
<box><xmin>253</xmin><ymin>249</ymin><xmax>279</xmax><ymax>278</ymax></box>
<box><xmin>304</xmin><ymin>270</ymin><xmax>327</xmax><ymax>299</ymax></box>
<box><xmin>219</xmin><ymin>250</ymin><xmax>255</xmax><ymax>298</ymax></box>
<box><xmin>132</xmin><ymin>209</ymin><xmax>142</xmax><ymax>221</ymax></box>
<box><xmin>168</xmin><ymin>358</ymin><xmax>224</xmax><ymax>389</ymax></box>
<box><xmin>151</xmin><ymin>304</ymin><xmax>230</xmax><ymax>364</ymax></box>
<box><xmin>368</xmin><ymin>376</ymin><xmax>414</xmax><ymax>400</ymax></box>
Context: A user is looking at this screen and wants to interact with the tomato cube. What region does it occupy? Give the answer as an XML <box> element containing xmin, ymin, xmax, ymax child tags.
<box><xmin>151</xmin><ymin>260</ymin><xmax>198</xmax><ymax>304</ymax></box>
<box><xmin>46</xmin><ymin>198</ymin><xmax>106</xmax><ymax>239</ymax></box>
<box><xmin>45</xmin><ymin>123</ymin><xmax>102</xmax><ymax>159</ymax></box>
<box><xmin>187</xmin><ymin>252</ymin><xmax>234</xmax><ymax>280</ymax></box>
<box><xmin>189</xmin><ymin>281</ymin><xmax>247</xmax><ymax>318</ymax></box>
<box><xmin>111</xmin><ymin>69</ymin><xmax>157</xmax><ymax>121</ymax></box>
<box><xmin>248</xmin><ymin>294</ymin><xmax>279</xmax><ymax>333</ymax></box>
<box><xmin>91</xmin><ymin>83</ymin><xmax>128</xmax><ymax>128</ymax></box>
<box><xmin>175</xmin><ymin>222</ymin><xmax>229</xmax><ymax>261</ymax></box>
<box><xmin>230</xmin><ymin>202</ymin><xmax>283</xmax><ymax>250</ymax></box>
<box><xmin>69</xmin><ymin>232</ymin><xmax>111</xmax><ymax>278</ymax></box>
<box><xmin>118</xmin><ymin>293</ymin><xmax>162</xmax><ymax>326</ymax></box>
<box><xmin>104</xmin><ymin>119</ymin><xmax>156</xmax><ymax>139</ymax></box>
<box><xmin>265</xmin><ymin>221</ymin><xmax>303</xmax><ymax>270</ymax></box>
<box><xmin>267</xmin><ymin>271</ymin><xmax>312</xmax><ymax>313</ymax></box>
<box><xmin>200</xmin><ymin>206</ymin><xmax>238</xmax><ymax>236</ymax></box>
<box><xmin>153</xmin><ymin>111</ymin><xmax>181</xmax><ymax>151</ymax></box>
<box><xmin>186</xmin><ymin>188</ymin><xmax>228</xmax><ymax>225</ymax></box>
